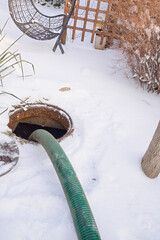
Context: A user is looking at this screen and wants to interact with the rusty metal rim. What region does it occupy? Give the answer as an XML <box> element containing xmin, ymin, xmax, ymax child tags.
<box><xmin>8</xmin><ymin>103</ymin><xmax>73</xmax><ymax>142</ymax></box>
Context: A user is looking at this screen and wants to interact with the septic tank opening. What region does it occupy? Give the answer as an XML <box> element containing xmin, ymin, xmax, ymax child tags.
<box><xmin>8</xmin><ymin>103</ymin><xmax>73</xmax><ymax>142</ymax></box>
<box><xmin>13</xmin><ymin>122</ymin><xmax>67</xmax><ymax>140</ymax></box>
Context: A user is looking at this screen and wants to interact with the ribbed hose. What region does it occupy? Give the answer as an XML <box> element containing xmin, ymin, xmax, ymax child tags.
<box><xmin>29</xmin><ymin>129</ymin><xmax>101</xmax><ymax>240</ymax></box>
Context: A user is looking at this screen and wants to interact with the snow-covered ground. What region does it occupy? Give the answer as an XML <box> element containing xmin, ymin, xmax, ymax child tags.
<box><xmin>0</xmin><ymin>1</ymin><xmax>160</xmax><ymax>240</ymax></box>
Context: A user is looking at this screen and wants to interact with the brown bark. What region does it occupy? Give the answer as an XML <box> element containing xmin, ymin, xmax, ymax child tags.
<box><xmin>141</xmin><ymin>121</ymin><xmax>160</xmax><ymax>178</ymax></box>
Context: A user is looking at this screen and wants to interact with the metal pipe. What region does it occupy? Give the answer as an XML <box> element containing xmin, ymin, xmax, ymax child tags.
<box><xmin>52</xmin><ymin>0</ymin><xmax>77</xmax><ymax>53</ymax></box>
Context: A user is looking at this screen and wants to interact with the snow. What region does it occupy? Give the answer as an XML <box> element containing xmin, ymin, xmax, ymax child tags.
<box><xmin>0</xmin><ymin>1</ymin><xmax>160</xmax><ymax>240</ymax></box>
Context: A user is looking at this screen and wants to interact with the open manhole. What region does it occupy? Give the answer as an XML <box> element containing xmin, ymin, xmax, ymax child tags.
<box><xmin>8</xmin><ymin>103</ymin><xmax>73</xmax><ymax>142</ymax></box>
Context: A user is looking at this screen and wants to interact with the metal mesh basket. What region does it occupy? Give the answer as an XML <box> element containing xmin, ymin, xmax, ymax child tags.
<box><xmin>8</xmin><ymin>0</ymin><xmax>65</xmax><ymax>40</ymax></box>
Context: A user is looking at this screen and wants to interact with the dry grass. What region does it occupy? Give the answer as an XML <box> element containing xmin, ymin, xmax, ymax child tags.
<box><xmin>0</xmin><ymin>20</ymin><xmax>35</xmax><ymax>86</ymax></box>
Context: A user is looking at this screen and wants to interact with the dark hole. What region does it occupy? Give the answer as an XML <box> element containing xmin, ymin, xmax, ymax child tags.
<box><xmin>13</xmin><ymin>122</ymin><xmax>67</xmax><ymax>140</ymax></box>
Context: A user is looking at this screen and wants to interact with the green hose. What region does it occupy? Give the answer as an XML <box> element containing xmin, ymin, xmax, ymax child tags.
<box><xmin>29</xmin><ymin>129</ymin><xmax>101</xmax><ymax>240</ymax></box>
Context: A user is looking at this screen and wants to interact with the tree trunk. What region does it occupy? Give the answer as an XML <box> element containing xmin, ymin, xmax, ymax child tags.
<box><xmin>141</xmin><ymin>121</ymin><xmax>160</xmax><ymax>178</ymax></box>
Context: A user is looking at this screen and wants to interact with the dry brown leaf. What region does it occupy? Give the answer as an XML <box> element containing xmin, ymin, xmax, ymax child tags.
<box><xmin>59</xmin><ymin>87</ymin><xmax>71</xmax><ymax>92</ymax></box>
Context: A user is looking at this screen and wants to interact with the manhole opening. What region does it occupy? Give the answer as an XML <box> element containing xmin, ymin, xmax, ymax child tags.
<box><xmin>14</xmin><ymin>122</ymin><xmax>67</xmax><ymax>140</ymax></box>
<box><xmin>8</xmin><ymin>103</ymin><xmax>73</xmax><ymax>142</ymax></box>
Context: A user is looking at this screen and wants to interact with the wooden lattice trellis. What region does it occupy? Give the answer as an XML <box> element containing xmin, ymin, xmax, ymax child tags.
<box><xmin>62</xmin><ymin>0</ymin><xmax>122</xmax><ymax>47</ymax></box>
<box><xmin>62</xmin><ymin>0</ymin><xmax>159</xmax><ymax>48</ymax></box>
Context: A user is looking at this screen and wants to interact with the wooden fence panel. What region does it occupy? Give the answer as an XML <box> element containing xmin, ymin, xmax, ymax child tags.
<box><xmin>91</xmin><ymin>0</ymin><xmax>101</xmax><ymax>43</ymax></box>
<box><xmin>64</xmin><ymin>0</ymin><xmax>121</xmax><ymax>47</ymax></box>
<box><xmin>72</xmin><ymin>0</ymin><xmax>80</xmax><ymax>40</ymax></box>
<box><xmin>63</xmin><ymin>0</ymin><xmax>159</xmax><ymax>48</ymax></box>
